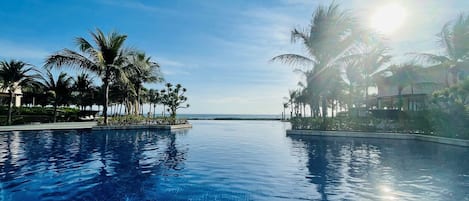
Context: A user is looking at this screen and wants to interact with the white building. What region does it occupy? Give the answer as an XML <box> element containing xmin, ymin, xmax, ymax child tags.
<box><xmin>375</xmin><ymin>65</ymin><xmax>468</xmax><ymax>111</ymax></box>
<box><xmin>0</xmin><ymin>85</ymin><xmax>23</xmax><ymax>107</ymax></box>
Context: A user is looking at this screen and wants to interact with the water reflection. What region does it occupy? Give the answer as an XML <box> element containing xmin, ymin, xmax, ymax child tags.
<box><xmin>288</xmin><ymin>135</ymin><xmax>469</xmax><ymax>200</ymax></box>
<box><xmin>0</xmin><ymin>129</ymin><xmax>188</xmax><ymax>200</ymax></box>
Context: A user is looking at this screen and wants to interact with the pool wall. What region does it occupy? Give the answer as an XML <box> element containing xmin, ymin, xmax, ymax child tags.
<box><xmin>92</xmin><ymin>123</ymin><xmax>192</xmax><ymax>131</ymax></box>
<box><xmin>286</xmin><ymin>130</ymin><xmax>469</xmax><ymax>147</ymax></box>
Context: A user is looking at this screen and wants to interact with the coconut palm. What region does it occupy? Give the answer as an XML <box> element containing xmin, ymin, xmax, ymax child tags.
<box><xmin>282</xmin><ymin>102</ymin><xmax>289</xmax><ymax>120</ymax></box>
<box><xmin>0</xmin><ymin>60</ymin><xmax>40</xmax><ymax>125</ymax></box>
<box><xmin>285</xmin><ymin>90</ymin><xmax>298</xmax><ymax>119</ymax></box>
<box><xmin>378</xmin><ymin>63</ymin><xmax>421</xmax><ymax>110</ymax></box>
<box><xmin>41</xmin><ymin>70</ymin><xmax>74</xmax><ymax>122</ymax></box>
<box><xmin>414</xmin><ymin>13</ymin><xmax>469</xmax><ymax>87</ymax></box>
<box><xmin>342</xmin><ymin>58</ymin><xmax>362</xmax><ymax>110</ymax></box>
<box><xmin>148</xmin><ymin>89</ymin><xmax>161</xmax><ymax>118</ymax></box>
<box><xmin>127</xmin><ymin>52</ymin><xmax>164</xmax><ymax>115</ymax></box>
<box><xmin>45</xmin><ymin>29</ymin><xmax>132</xmax><ymax>125</ymax></box>
<box><xmin>73</xmin><ymin>73</ymin><xmax>95</xmax><ymax>111</ymax></box>
<box><xmin>272</xmin><ymin>2</ymin><xmax>361</xmax><ymax>125</ymax></box>
<box><xmin>343</xmin><ymin>44</ymin><xmax>391</xmax><ymax>109</ymax></box>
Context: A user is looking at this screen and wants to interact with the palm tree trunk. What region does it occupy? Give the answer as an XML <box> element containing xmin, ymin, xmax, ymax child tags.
<box><xmin>321</xmin><ymin>97</ymin><xmax>328</xmax><ymax>129</ymax></box>
<box><xmin>53</xmin><ymin>104</ymin><xmax>57</xmax><ymax>123</ymax></box>
<box><xmin>103</xmin><ymin>77</ymin><xmax>110</xmax><ymax>125</ymax></box>
<box><xmin>365</xmin><ymin>85</ymin><xmax>369</xmax><ymax>109</ymax></box>
<box><xmin>445</xmin><ymin>69</ymin><xmax>450</xmax><ymax>87</ymax></box>
<box><xmin>303</xmin><ymin>103</ymin><xmax>306</xmax><ymax>117</ymax></box>
<box><xmin>140</xmin><ymin>103</ymin><xmax>144</xmax><ymax>116</ymax></box>
<box><xmin>290</xmin><ymin>100</ymin><xmax>293</xmax><ymax>119</ymax></box>
<box><xmin>135</xmin><ymin>85</ymin><xmax>141</xmax><ymax>116</ymax></box>
<box><xmin>149</xmin><ymin>102</ymin><xmax>152</xmax><ymax>117</ymax></box>
<box><xmin>7</xmin><ymin>91</ymin><xmax>13</xmax><ymax>125</ymax></box>
<box><xmin>398</xmin><ymin>86</ymin><xmax>403</xmax><ymax>111</ymax></box>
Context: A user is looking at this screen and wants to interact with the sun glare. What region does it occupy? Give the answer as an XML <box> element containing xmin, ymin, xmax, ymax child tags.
<box><xmin>370</xmin><ymin>3</ymin><xmax>406</xmax><ymax>35</ymax></box>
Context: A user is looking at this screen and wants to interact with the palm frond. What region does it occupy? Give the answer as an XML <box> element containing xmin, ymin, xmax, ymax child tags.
<box><xmin>409</xmin><ymin>52</ymin><xmax>451</xmax><ymax>65</ymax></box>
<box><xmin>271</xmin><ymin>54</ymin><xmax>317</xmax><ymax>69</ymax></box>
<box><xmin>45</xmin><ymin>49</ymin><xmax>101</xmax><ymax>73</ymax></box>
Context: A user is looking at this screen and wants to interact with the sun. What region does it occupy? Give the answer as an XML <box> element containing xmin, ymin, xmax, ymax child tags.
<box><xmin>370</xmin><ymin>3</ymin><xmax>406</xmax><ymax>35</ymax></box>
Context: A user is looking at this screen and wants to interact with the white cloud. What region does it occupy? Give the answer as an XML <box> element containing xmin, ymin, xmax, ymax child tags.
<box><xmin>150</xmin><ymin>56</ymin><xmax>198</xmax><ymax>76</ymax></box>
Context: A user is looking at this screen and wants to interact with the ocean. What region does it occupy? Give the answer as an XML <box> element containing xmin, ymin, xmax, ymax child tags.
<box><xmin>173</xmin><ymin>114</ymin><xmax>282</xmax><ymax>120</ymax></box>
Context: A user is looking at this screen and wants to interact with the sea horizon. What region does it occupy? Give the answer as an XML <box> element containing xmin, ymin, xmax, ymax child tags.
<box><xmin>173</xmin><ymin>113</ymin><xmax>283</xmax><ymax>120</ymax></box>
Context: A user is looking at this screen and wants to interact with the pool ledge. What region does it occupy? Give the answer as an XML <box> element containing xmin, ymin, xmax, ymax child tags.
<box><xmin>286</xmin><ymin>130</ymin><xmax>469</xmax><ymax>147</ymax></box>
<box><xmin>0</xmin><ymin>122</ymin><xmax>98</xmax><ymax>132</ymax></box>
<box><xmin>92</xmin><ymin>123</ymin><xmax>192</xmax><ymax>131</ymax></box>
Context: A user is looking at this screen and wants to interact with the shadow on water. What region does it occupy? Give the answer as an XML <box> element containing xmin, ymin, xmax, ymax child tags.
<box><xmin>0</xmin><ymin>129</ymin><xmax>189</xmax><ymax>201</ymax></box>
<box><xmin>287</xmin><ymin>134</ymin><xmax>469</xmax><ymax>201</ymax></box>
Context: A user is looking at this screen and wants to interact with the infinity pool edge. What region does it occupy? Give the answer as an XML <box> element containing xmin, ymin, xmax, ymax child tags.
<box><xmin>286</xmin><ymin>129</ymin><xmax>469</xmax><ymax>147</ymax></box>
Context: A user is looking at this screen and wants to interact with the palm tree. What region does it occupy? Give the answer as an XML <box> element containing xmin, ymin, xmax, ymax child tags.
<box><xmin>272</xmin><ymin>2</ymin><xmax>361</xmax><ymax>126</ymax></box>
<box><xmin>148</xmin><ymin>89</ymin><xmax>161</xmax><ymax>118</ymax></box>
<box><xmin>0</xmin><ymin>60</ymin><xmax>40</xmax><ymax>125</ymax></box>
<box><xmin>378</xmin><ymin>63</ymin><xmax>421</xmax><ymax>110</ymax></box>
<box><xmin>73</xmin><ymin>73</ymin><xmax>95</xmax><ymax>111</ymax></box>
<box><xmin>282</xmin><ymin>102</ymin><xmax>289</xmax><ymax>120</ymax></box>
<box><xmin>41</xmin><ymin>70</ymin><xmax>74</xmax><ymax>122</ymax></box>
<box><xmin>285</xmin><ymin>90</ymin><xmax>298</xmax><ymax>119</ymax></box>
<box><xmin>45</xmin><ymin>28</ymin><xmax>132</xmax><ymax>125</ymax></box>
<box><xmin>127</xmin><ymin>52</ymin><xmax>164</xmax><ymax>115</ymax></box>
<box><xmin>415</xmin><ymin>13</ymin><xmax>469</xmax><ymax>87</ymax></box>
<box><xmin>344</xmin><ymin>44</ymin><xmax>391</xmax><ymax>109</ymax></box>
<box><xmin>342</xmin><ymin>58</ymin><xmax>362</xmax><ymax>110</ymax></box>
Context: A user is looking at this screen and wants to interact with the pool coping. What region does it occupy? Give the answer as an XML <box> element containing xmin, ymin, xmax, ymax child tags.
<box><xmin>0</xmin><ymin>122</ymin><xmax>192</xmax><ymax>132</ymax></box>
<box><xmin>91</xmin><ymin>123</ymin><xmax>193</xmax><ymax>131</ymax></box>
<box><xmin>286</xmin><ymin>130</ymin><xmax>469</xmax><ymax>147</ymax></box>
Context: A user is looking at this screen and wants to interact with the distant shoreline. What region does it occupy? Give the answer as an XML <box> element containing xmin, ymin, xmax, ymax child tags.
<box><xmin>170</xmin><ymin>114</ymin><xmax>283</xmax><ymax>121</ymax></box>
<box><xmin>187</xmin><ymin>118</ymin><xmax>282</xmax><ymax>121</ymax></box>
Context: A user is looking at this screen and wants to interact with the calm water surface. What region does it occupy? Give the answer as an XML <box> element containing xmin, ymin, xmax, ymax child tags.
<box><xmin>0</xmin><ymin>120</ymin><xmax>468</xmax><ymax>201</ymax></box>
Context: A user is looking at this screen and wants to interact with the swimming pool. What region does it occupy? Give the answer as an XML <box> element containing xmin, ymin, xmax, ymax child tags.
<box><xmin>0</xmin><ymin>120</ymin><xmax>468</xmax><ymax>200</ymax></box>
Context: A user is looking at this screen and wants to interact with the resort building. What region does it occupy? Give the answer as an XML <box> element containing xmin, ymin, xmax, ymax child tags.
<box><xmin>375</xmin><ymin>65</ymin><xmax>468</xmax><ymax>111</ymax></box>
<box><xmin>0</xmin><ymin>85</ymin><xmax>22</xmax><ymax>107</ymax></box>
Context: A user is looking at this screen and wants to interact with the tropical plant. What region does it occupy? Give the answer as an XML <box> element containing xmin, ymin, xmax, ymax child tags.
<box><xmin>73</xmin><ymin>73</ymin><xmax>96</xmax><ymax>111</ymax></box>
<box><xmin>41</xmin><ymin>70</ymin><xmax>74</xmax><ymax>122</ymax></box>
<box><xmin>343</xmin><ymin>44</ymin><xmax>391</xmax><ymax>108</ymax></box>
<box><xmin>272</xmin><ymin>2</ymin><xmax>362</xmax><ymax>127</ymax></box>
<box><xmin>376</xmin><ymin>63</ymin><xmax>421</xmax><ymax>110</ymax></box>
<box><xmin>45</xmin><ymin>28</ymin><xmax>132</xmax><ymax>125</ymax></box>
<box><xmin>0</xmin><ymin>60</ymin><xmax>40</xmax><ymax>125</ymax></box>
<box><xmin>284</xmin><ymin>89</ymin><xmax>298</xmax><ymax>118</ymax></box>
<box><xmin>282</xmin><ymin>102</ymin><xmax>289</xmax><ymax>120</ymax></box>
<box><xmin>148</xmin><ymin>89</ymin><xmax>161</xmax><ymax>118</ymax></box>
<box><xmin>160</xmin><ymin>83</ymin><xmax>189</xmax><ymax>123</ymax></box>
<box><xmin>127</xmin><ymin>52</ymin><xmax>164</xmax><ymax>115</ymax></box>
<box><xmin>414</xmin><ymin>13</ymin><xmax>469</xmax><ymax>87</ymax></box>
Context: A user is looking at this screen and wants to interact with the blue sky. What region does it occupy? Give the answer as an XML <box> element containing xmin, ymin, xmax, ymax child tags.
<box><xmin>0</xmin><ymin>0</ymin><xmax>467</xmax><ymax>114</ymax></box>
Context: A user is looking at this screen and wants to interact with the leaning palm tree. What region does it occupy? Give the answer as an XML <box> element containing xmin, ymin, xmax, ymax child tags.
<box><xmin>0</xmin><ymin>60</ymin><xmax>40</xmax><ymax>125</ymax></box>
<box><xmin>127</xmin><ymin>52</ymin><xmax>164</xmax><ymax>115</ymax></box>
<box><xmin>272</xmin><ymin>2</ymin><xmax>360</xmax><ymax>126</ymax></box>
<box><xmin>41</xmin><ymin>70</ymin><xmax>74</xmax><ymax>122</ymax></box>
<box><xmin>45</xmin><ymin>28</ymin><xmax>131</xmax><ymax>125</ymax></box>
<box><xmin>414</xmin><ymin>13</ymin><xmax>469</xmax><ymax>87</ymax></box>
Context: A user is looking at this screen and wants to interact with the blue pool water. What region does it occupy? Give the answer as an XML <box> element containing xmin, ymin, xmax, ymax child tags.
<box><xmin>0</xmin><ymin>121</ymin><xmax>468</xmax><ymax>201</ymax></box>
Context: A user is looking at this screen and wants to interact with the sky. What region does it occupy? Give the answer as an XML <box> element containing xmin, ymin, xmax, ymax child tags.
<box><xmin>0</xmin><ymin>0</ymin><xmax>467</xmax><ymax>114</ymax></box>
